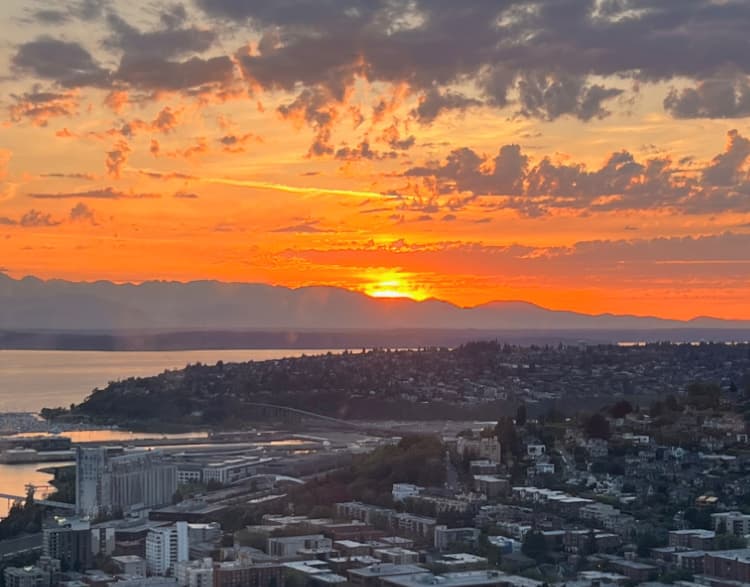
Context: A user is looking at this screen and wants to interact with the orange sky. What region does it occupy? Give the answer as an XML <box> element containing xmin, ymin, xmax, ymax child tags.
<box><xmin>1</xmin><ymin>1</ymin><xmax>750</xmax><ymax>320</ymax></box>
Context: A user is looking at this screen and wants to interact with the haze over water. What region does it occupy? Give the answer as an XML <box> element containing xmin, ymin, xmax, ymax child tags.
<box><xmin>0</xmin><ymin>349</ymin><xmax>340</xmax><ymax>412</ymax></box>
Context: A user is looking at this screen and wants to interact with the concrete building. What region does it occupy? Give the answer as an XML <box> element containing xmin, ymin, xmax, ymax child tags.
<box><xmin>711</xmin><ymin>511</ymin><xmax>750</xmax><ymax>537</ymax></box>
<box><xmin>213</xmin><ymin>560</ymin><xmax>283</xmax><ymax>587</ymax></box>
<box><xmin>43</xmin><ymin>519</ymin><xmax>93</xmax><ymax>571</ymax></box>
<box><xmin>3</xmin><ymin>567</ymin><xmax>51</xmax><ymax>587</ymax></box>
<box><xmin>704</xmin><ymin>549</ymin><xmax>750</xmax><ymax>583</ymax></box>
<box><xmin>112</xmin><ymin>555</ymin><xmax>148</xmax><ymax>577</ymax></box>
<box><xmin>373</xmin><ymin>548</ymin><xmax>420</xmax><ymax>565</ymax></box>
<box><xmin>348</xmin><ymin>564</ymin><xmax>427</xmax><ymax>587</ymax></box>
<box><xmin>434</xmin><ymin>526</ymin><xmax>480</xmax><ymax>551</ymax></box>
<box><xmin>174</xmin><ymin>558</ymin><xmax>213</xmax><ymax>587</ymax></box>
<box><xmin>145</xmin><ymin>522</ymin><xmax>189</xmax><ymax>576</ymax></box>
<box><xmin>380</xmin><ymin>571</ymin><xmax>532</xmax><ymax>587</ymax></box>
<box><xmin>76</xmin><ymin>448</ymin><xmax>177</xmax><ymax>517</ymax></box>
<box><xmin>3</xmin><ymin>559</ymin><xmax>59</xmax><ymax>587</ymax></box>
<box><xmin>266</xmin><ymin>534</ymin><xmax>332</xmax><ymax>558</ymax></box>
<box><xmin>668</xmin><ymin>529</ymin><xmax>716</xmax><ymax>550</ymax></box>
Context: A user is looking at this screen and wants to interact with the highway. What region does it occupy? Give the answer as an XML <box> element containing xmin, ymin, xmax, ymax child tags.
<box><xmin>0</xmin><ymin>533</ymin><xmax>42</xmax><ymax>559</ymax></box>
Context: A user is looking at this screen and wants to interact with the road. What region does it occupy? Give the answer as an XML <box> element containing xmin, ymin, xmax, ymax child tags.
<box><xmin>0</xmin><ymin>533</ymin><xmax>42</xmax><ymax>559</ymax></box>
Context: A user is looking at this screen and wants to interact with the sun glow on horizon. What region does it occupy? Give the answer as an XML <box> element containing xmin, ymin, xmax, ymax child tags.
<box><xmin>362</xmin><ymin>271</ymin><xmax>431</xmax><ymax>301</ymax></box>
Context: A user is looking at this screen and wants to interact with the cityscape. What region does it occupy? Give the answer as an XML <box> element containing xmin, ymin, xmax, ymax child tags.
<box><xmin>3</xmin><ymin>1</ymin><xmax>750</xmax><ymax>587</ymax></box>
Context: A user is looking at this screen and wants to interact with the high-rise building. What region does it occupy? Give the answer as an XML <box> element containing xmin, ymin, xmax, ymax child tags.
<box><xmin>43</xmin><ymin>520</ymin><xmax>93</xmax><ymax>572</ymax></box>
<box><xmin>146</xmin><ymin>522</ymin><xmax>189</xmax><ymax>576</ymax></box>
<box><xmin>76</xmin><ymin>448</ymin><xmax>177</xmax><ymax>517</ymax></box>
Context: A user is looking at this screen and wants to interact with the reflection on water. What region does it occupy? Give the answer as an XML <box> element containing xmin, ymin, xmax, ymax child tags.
<box><xmin>0</xmin><ymin>349</ymin><xmax>342</xmax><ymax>412</ymax></box>
<box><xmin>10</xmin><ymin>430</ymin><xmax>209</xmax><ymax>443</ymax></box>
<box><xmin>0</xmin><ymin>462</ymin><xmax>69</xmax><ymax>519</ymax></box>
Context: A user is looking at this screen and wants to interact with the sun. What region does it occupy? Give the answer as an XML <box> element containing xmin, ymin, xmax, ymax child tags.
<box><xmin>362</xmin><ymin>271</ymin><xmax>430</xmax><ymax>301</ymax></box>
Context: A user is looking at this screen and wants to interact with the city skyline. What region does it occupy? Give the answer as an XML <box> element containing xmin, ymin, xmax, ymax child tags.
<box><xmin>2</xmin><ymin>1</ymin><xmax>750</xmax><ymax>319</ymax></box>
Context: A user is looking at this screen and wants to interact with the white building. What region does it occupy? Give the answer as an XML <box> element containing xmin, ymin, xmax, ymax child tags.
<box><xmin>434</xmin><ymin>526</ymin><xmax>480</xmax><ymax>551</ymax></box>
<box><xmin>392</xmin><ymin>484</ymin><xmax>423</xmax><ymax>502</ymax></box>
<box><xmin>146</xmin><ymin>522</ymin><xmax>189</xmax><ymax>576</ymax></box>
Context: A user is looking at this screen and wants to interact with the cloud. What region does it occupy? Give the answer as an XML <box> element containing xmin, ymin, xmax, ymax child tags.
<box><xmin>69</xmin><ymin>202</ymin><xmax>97</xmax><ymax>224</ymax></box>
<box><xmin>335</xmin><ymin>141</ymin><xmax>397</xmax><ymax>161</ymax></box>
<box><xmin>105</xmin><ymin>140</ymin><xmax>130</xmax><ymax>178</ymax></box>
<box><xmin>173</xmin><ymin>191</ymin><xmax>199</xmax><ymax>199</ymax></box>
<box><xmin>272</xmin><ymin>220</ymin><xmax>330</xmax><ymax>233</ymax></box>
<box><xmin>12</xmin><ymin>37</ymin><xmax>109</xmax><ymax>87</ymax></box>
<box><xmin>664</xmin><ymin>75</ymin><xmax>750</xmax><ymax>119</ymax></box>
<box><xmin>516</xmin><ymin>73</ymin><xmax>623</xmax><ymax>121</ymax></box>
<box><xmin>404</xmin><ymin>129</ymin><xmax>750</xmax><ymax>216</ymax></box>
<box><xmin>113</xmin><ymin>54</ymin><xmax>235</xmax><ymax>92</ymax></box>
<box><xmin>19</xmin><ymin>210</ymin><xmax>60</xmax><ymax>227</ymax></box>
<box><xmin>217</xmin><ymin>133</ymin><xmax>261</xmax><ymax>153</ymax></box>
<box><xmin>28</xmin><ymin>187</ymin><xmax>159</xmax><ymax>199</ymax></box>
<box><xmin>8</xmin><ymin>86</ymin><xmax>79</xmax><ymax>126</ymax></box>
<box><xmin>103</xmin><ymin>12</ymin><xmax>216</xmax><ymax>59</ymax></box>
<box><xmin>40</xmin><ymin>172</ymin><xmax>94</xmax><ymax>180</ymax></box>
<box><xmin>411</xmin><ymin>88</ymin><xmax>482</xmax><ymax>124</ymax></box>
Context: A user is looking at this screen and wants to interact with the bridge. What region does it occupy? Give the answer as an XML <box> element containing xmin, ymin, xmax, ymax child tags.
<box><xmin>243</xmin><ymin>402</ymin><xmax>397</xmax><ymax>435</ymax></box>
<box><xmin>0</xmin><ymin>492</ymin><xmax>75</xmax><ymax>511</ymax></box>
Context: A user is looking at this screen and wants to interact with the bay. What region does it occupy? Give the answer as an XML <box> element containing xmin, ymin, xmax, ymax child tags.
<box><xmin>0</xmin><ymin>348</ymin><xmax>340</xmax><ymax>519</ymax></box>
<box><xmin>0</xmin><ymin>349</ymin><xmax>339</xmax><ymax>412</ymax></box>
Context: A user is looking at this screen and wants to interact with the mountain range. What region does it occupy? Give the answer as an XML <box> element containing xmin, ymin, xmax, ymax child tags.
<box><xmin>1</xmin><ymin>273</ymin><xmax>748</xmax><ymax>332</ymax></box>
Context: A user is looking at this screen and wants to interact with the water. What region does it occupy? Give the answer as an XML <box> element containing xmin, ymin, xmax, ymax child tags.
<box><xmin>0</xmin><ymin>348</ymin><xmax>341</xmax><ymax>519</ymax></box>
<box><xmin>0</xmin><ymin>349</ymin><xmax>339</xmax><ymax>412</ymax></box>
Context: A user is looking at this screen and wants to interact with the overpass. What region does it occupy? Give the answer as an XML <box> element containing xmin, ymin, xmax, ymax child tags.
<box><xmin>0</xmin><ymin>493</ymin><xmax>75</xmax><ymax>511</ymax></box>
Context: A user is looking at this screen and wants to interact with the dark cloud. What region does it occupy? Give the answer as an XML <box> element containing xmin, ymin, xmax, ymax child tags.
<box><xmin>517</xmin><ymin>73</ymin><xmax>623</xmax><ymax>121</ymax></box>
<box><xmin>12</xmin><ymin>37</ymin><xmax>110</xmax><ymax>87</ymax></box>
<box><xmin>665</xmin><ymin>76</ymin><xmax>750</xmax><ymax>119</ymax></box>
<box><xmin>405</xmin><ymin>129</ymin><xmax>750</xmax><ymax>216</ymax></box>
<box><xmin>104</xmin><ymin>12</ymin><xmax>216</xmax><ymax>59</ymax></box>
<box><xmin>20</xmin><ymin>210</ymin><xmax>60</xmax><ymax>227</ymax></box>
<box><xmin>215</xmin><ymin>0</ymin><xmax>750</xmax><ymax>123</ymax></box>
<box><xmin>173</xmin><ymin>191</ymin><xmax>199</xmax><ymax>199</ymax></box>
<box><xmin>411</xmin><ymin>88</ymin><xmax>482</xmax><ymax>124</ymax></box>
<box><xmin>28</xmin><ymin>187</ymin><xmax>159</xmax><ymax>199</ymax></box>
<box><xmin>113</xmin><ymin>54</ymin><xmax>235</xmax><ymax>92</ymax></box>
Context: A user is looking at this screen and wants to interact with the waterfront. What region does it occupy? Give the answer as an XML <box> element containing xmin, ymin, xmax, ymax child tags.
<box><xmin>0</xmin><ymin>349</ymin><xmax>341</xmax><ymax>412</ymax></box>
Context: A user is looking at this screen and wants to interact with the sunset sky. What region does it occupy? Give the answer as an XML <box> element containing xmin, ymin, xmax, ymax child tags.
<box><xmin>1</xmin><ymin>0</ymin><xmax>750</xmax><ymax>319</ymax></box>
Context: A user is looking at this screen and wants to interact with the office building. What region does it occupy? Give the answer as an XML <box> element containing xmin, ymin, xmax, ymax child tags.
<box><xmin>213</xmin><ymin>560</ymin><xmax>283</xmax><ymax>587</ymax></box>
<box><xmin>43</xmin><ymin>519</ymin><xmax>93</xmax><ymax>571</ymax></box>
<box><xmin>146</xmin><ymin>522</ymin><xmax>189</xmax><ymax>576</ymax></box>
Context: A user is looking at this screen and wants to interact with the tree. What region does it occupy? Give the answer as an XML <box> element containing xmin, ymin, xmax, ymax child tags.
<box><xmin>609</xmin><ymin>400</ymin><xmax>633</xmax><ymax>419</ymax></box>
<box><xmin>522</xmin><ymin>530</ymin><xmax>548</xmax><ymax>561</ymax></box>
<box><xmin>584</xmin><ymin>413</ymin><xmax>610</xmax><ymax>440</ymax></box>
<box><xmin>716</xmin><ymin>533</ymin><xmax>747</xmax><ymax>550</ymax></box>
<box><xmin>686</xmin><ymin>382</ymin><xmax>721</xmax><ymax>410</ymax></box>
<box><xmin>516</xmin><ymin>403</ymin><xmax>527</xmax><ymax>426</ymax></box>
<box><xmin>495</xmin><ymin>417</ymin><xmax>520</xmax><ymax>464</ymax></box>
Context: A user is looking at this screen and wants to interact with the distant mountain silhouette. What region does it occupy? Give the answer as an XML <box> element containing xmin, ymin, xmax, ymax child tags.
<box><xmin>0</xmin><ymin>273</ymin><xmax>748</xmax><ymax>331</ymax></box>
